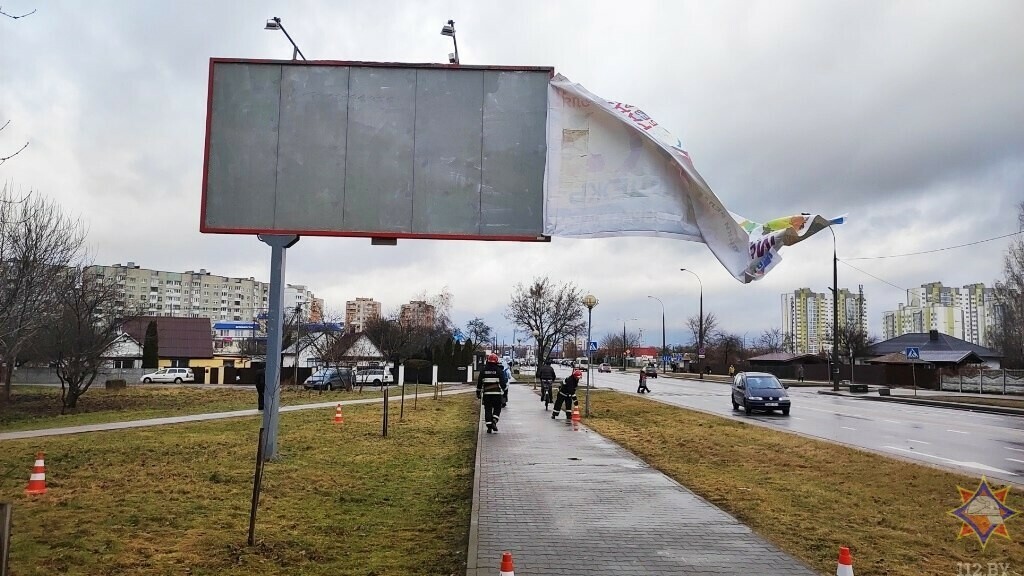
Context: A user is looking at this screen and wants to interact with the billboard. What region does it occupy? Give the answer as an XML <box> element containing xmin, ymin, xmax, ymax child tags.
<box><xmin>202</xmin><ymin>59</ymin><xmax>552</xmax><ymax>241</ymax></box>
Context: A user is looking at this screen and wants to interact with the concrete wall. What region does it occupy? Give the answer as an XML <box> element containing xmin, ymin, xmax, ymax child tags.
<box><xmin>12</xmin><ymin>367</ymin><xmax>148</xmax><ymax>385</ymax></box>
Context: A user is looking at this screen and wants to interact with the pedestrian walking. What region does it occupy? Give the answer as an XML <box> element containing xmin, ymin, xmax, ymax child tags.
<box><xmin>477</xmin><ymin>353</ymin><xmax>509</xmax><ymax>433</ymax></box>
<box><xmin>552</xmin><ymin>369</ymin><xmax>582</xmax><ymax>419</ymax></box>
<box><xmin>796</xmin><ymin>364</ymin><xmax>805</xmax><ymax>383</ymax></box>
<box><xmin>637</xmin><ymin>370</ymin><xmax>651</xmax><ymax>394</ymax></box>
<box><xmin>255</xmin><ymin>367</ymin><xmax>266</xmax><ymax>411</ymax></box>
<box><xmin>728</xmin><ymin>364</ymin><xmax>736</xmax><ymax>377</ymax></box>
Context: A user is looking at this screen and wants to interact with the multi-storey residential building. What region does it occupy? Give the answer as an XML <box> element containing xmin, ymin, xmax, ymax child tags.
<box><xmin>400</xmin><ymin>300</ymin><xmax>436</xmax><ymax>328</ymax></box>
<box><xmin>781</xmin><ymin>286</ymin><xmax>868</xmax><ymax>354</ymax></box>
<box><xmin>881</xmin><ymin>282</ymin><xmax>999</xmax><ymax>345</ymax></box>
<box><xmin>87</xmin><ymin>263</ymin><xmax>324</xmax><ymax>325</ymax></box>
<box><xmin>285</xmin><ymin>284</ymin><xmax>324</xmax><ymax>322</ymax></box>
<box><xmin>345</xmin><ymin>297</ymin><xmax>381</xmax><ymax>333</ymax></box>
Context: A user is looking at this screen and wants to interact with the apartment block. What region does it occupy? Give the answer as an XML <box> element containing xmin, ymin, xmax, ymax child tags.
<box><xmin>400</xmin><ymin>300</ymin><xmax>436</xmax><ymax>328</ymax></box>
<box><xmin>87</xmin><ymin>262</ymin><xmax>323</xmax><ymax>325</ymax></box>
<box><xmin>285</xmin><ymin>284</ymin><xmax>324</xmax><ymax>322</ymax></box>
<box><xmin>781</xmin><ymin>286</ymin><xmax>868</xmax><ymax>354</ymax></box>
<box><xmin>881</xmin><ymin>282</ymin><xmax>999</xmax><ymax>346</ymax></box>
<box><xmin>345</xmin><ymin>297</ymin><xmax>381</xmax><ymax>333</ymax></box>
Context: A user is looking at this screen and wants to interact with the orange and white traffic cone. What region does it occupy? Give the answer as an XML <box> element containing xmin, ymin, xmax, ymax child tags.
<box><xmin>499</xmin><ymin>551</ymin><xmax>515</xmax><ymax>575</ymax></box>
<box><xmin>25</xmin><ymin>452</ymin><xmax>46</xmax><ymax>495</ymax></box>
<box><xmin>333</xmin><ymin>403</ymin><xmax>344</xmax><ymax>425</ymax></box>
<box><xmin>571</xmin><ymin>405</ymin><xmax>581</xmax><ymax>423</ymax></box>
<box><xmin>836</xmin><ymin>546</ymin><xmax>854</xmax><ymax>576</ymax></box>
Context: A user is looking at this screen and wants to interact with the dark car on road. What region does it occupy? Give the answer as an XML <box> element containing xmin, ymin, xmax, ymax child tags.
<box><xmin>304</xmin><ymin>367</ymin><xmax>356</xmax><ymax>391</ymax></box>
<box><xmin>731</xmin><ymin>372</ymin><xmax>790</xmax><ymax>415</ymax></box>
<box><xmin>643</xmin><ymin>365</ymin><xmax>658</xmax><ymax>378</ymax></box>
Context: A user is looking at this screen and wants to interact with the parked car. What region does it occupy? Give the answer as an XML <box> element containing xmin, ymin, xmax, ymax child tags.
<box><xmin>304</xmin><ymin>367</ymin><xmax>356</xmax><ymax>391</ymax></box>
<box><xmin>355</xmin><ymin>367</ymin><xmax>394</xmax><ymax>386</ymax></box>
<box><xmin>140</xmin><ymin>367</ymin><xmax>195</xmax><ymax>384</ymax></box>
<box><xmin>731</xmin><ymin>372</ymin><xmax>790</xmax><ymax>416</ymax></box>
<box><xmin>643</xmin><ymin>365</ymin><xmax>658</xmax><ymax>378</ymax></box>
<box><xmin>598</xmin><ymin>363</ymin><xmax>612</xmax><ymax>373</ymax></box>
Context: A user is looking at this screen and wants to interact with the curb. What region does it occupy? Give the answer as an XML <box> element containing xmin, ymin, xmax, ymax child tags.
<box><xmin>465</xmin><ymin>398</ymin><xmax>483</xmax><ymax>576</ymax></box>
<box><xmin>816</xmin><ymin>389</ymin><xmax>1024</xmax><ymax>416</ymax></box>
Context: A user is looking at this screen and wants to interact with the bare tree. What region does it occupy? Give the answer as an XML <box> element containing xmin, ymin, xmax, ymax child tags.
<box><xmin>34</xmin><ymin>267</ymin><xmax>128</xmax><ymax>412</ymax></box>
<box><xmin>302</xmin><ymin>329</ymin><xmax>354</xmax><ymax>391</ymax></box>
<box><xmin>0</xmin><ymin>186</ymin><xmax>87</xmax><ymax>403</ymax></box>
<box><xmin>364</xmin><ymin>313</ymin><xmax>415</xmax><ymax>365</ymax></box>
<box><xmin>506</xmin><ymin>277</ymin><xmax>585</xmax><ymax>365</ymax></box>
<box><xmin>757</xmin><ymin>328</ymin><xmax>785</xmax><ymax>354</ymax></box>
<box><xmin>0</xmin><ymin>120</ymin><xmax>29</xmax><ymax>167</ymax></box>
<box><xmin>599</xmin><ymin>331</ymin><xmax>641</xmax><ymax>366</ymax></box>
<box><xmin>465</xmin><ymin>317</ymin><xmax>492</xmax><ymax>350</ymax></box>
<box><xmin>989</xmin><ymin>202</ymin><xmax>1024</xmax><ymax>367</ymax></box>
<box><xmin>712</xmin><ymin>332</ymin><xmax>744</xmax><ymax>372</ymax></box>
<box><xmin>685</xmin><ymin>311</ymin><xmax>718</xmax><ymax>352</ymax></box>
<box><xmin>827</xmin><ymin>323</ymin><xmax>876</xmax><ymax>363</ymax></box>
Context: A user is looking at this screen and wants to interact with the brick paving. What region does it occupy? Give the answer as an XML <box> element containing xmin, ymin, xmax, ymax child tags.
<box><xmin>466</xmin><ymin>383</ymin><xmax>820</xmax><ymax>575</ymax></box>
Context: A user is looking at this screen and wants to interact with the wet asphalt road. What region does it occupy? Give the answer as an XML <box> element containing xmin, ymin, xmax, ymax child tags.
<box><xmin>549</xmin><ymin>366</ymin><xmax>1024</xmax><ymax>486</ymax></box>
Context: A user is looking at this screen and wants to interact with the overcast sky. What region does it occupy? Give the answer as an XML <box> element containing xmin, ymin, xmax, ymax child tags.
<box><xmin>2</xmin><ymin>0</ymin><xmax>1021</xmax><ymax>349</ymax></box>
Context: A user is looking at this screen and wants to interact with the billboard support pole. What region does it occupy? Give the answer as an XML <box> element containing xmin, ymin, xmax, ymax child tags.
<box><xmin>259</xmin><ymin>234</ymin><xmax>300</xmax><ymax>461</ymax></box>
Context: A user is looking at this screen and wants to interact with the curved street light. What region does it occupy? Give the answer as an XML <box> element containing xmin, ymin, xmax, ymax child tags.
<box><xmin>264</xmin><ymin>17</ymin><xmax>307</xmax><ymax>61</ymax></box>
<box><xmin>680</xmin><ymin>269</ymin><xmax>704</xmax><ymax>379</ymax></box>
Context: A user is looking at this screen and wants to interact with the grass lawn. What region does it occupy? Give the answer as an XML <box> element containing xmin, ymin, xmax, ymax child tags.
<box><xmin>585</xmin><ymin>391</ymin><xmax>1023</xmax><ymax>576</ymax></box>
<box><xmin>0</xmin><ymin>393</ymin><xmax>478</xmax><ymax>575</ymax></box>
<box><xmin>0</xmin><ymin>384</ymin><xmax>439</xmax><ymax>432</ymax></box>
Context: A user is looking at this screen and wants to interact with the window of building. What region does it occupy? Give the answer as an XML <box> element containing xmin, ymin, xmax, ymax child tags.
<box><xmin>169</xmin><ymin>359</ymin><xmax>189</xmax><ymax>368</ymax></box>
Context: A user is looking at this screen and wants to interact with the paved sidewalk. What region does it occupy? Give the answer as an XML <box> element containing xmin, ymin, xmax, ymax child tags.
<box><xmin>467</xmin><ymin>383</ymin><xmax>819</xmax><ymax>575</ymax></box>
<box><xmin>0</xmin><ymin>386</ymin><xmax>474</xmax><ymax>441</ymax></box>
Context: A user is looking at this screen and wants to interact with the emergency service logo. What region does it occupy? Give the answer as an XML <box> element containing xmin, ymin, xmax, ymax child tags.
<box><xmin>948</xmin><ymin>476</ymin><xmax>1019</xmax><ymax>548</ymax></box>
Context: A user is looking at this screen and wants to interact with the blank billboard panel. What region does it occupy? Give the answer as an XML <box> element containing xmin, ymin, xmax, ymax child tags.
<box><xmin>201</xmin><ymin>59</ymin><xmax>552</xmax><ymax>241</ymax></box>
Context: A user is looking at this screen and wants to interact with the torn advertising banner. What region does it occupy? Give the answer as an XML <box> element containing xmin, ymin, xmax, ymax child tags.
<box><xmin>544</xmin><ymin>73</ymin><xmax>843</xmax><ymax>283</ymax></box>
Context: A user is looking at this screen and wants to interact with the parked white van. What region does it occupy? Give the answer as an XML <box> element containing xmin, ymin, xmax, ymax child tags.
<box><xmin>574</xmin><ymin>357</ymin><xmax>589</xmax><ymax>370</ymax></box>
<box><xmin>355</xmin><ymin>366</ymin><xmax>395</xmax><ymax>386</ymax></box>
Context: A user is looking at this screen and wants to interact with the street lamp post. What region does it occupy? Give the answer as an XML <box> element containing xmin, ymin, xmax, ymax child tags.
<box><xmin>440</xmin><ymin>19</ymin><xmax>459</xmax><ymax>64</ymax></box>
<box><xmin>827</xmin><ymin>226</ymin><xmax>840</xmax><ymax>392</ymax></box>
<box><xmin>619</xmin><ymin>318</ymin><xmax>637</xmax><ymax>371</ymax></box>
<box><xmin>648</xmin><ymin>296</ymin><xmax>666</xmax><ymax>373</ymax></box>
<box><xmin>264</xmin><ymin>17</ymin><xmax>307</xmax><ymax>61</ymax></box>
<box><xmin>680</xmin><ymin>269</ymin><xmax>704</xmax><ymax>379</ymax></box>
<box><xmin>582</xmin><ymin>294</ymin><xmax>598</xmax><ymax>417</ymax></box>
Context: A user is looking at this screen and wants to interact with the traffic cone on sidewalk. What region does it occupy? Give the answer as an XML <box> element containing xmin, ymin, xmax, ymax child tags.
<box><xmin>836</xmin><ymin>546</ymin><xmax>854</xmax><ymax>576</ymax></box>
<box><xmin>25</xmin><ymin>452</ymin><xmax>46</xmax><ymax>495</ymax></box>
<box><xmin>571</xmin><ymin>405</ymin><xmax>581</xmax><ymax>422</ymax></box>
<box><xmin>333</xmin><ymin>403</ymin><xmax>344</xmax><ymax>425</ymax></box>
<box><xmin>499</xmin><ymin>551</ymin><xmax>515</xmax><ymax>575</ymax></box>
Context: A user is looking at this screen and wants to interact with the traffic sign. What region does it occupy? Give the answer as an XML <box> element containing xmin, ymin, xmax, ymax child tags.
<box><xmin>905</xmin><ymin>347</ymin><xmax>921</xmax><ymax>360</ymax></box>
<box><xmin>662</xmin><ymin>355</ymin><xmax>671</xmax><ymax>363</ymax></box>
<box><xmin>589</xmin><ymin>341</ymin><xmax>598</xmax><ymax>352</ymax></box>
<box><xmin>699</xmin><ymin>347</ymin><xmax>706</xmax><ymax>355</ymax></box>
<box><xmin>698</xmin><ymin>354</ymin><xmax>706</xmax><ymax>359</ymax></box>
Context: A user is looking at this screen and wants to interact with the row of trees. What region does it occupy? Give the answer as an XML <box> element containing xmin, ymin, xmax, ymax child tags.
<box><xmin>500</xmin><ymin>276</ymin><xmax>878</xmax><ymax>373</ymax></box>
<box><xmin>0</xmin><ymin>185</ymin><xmax>127</xmax><ymax>411</ymax></box>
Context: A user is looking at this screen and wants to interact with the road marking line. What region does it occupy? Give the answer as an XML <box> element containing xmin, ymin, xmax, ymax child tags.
<box><xmin>1007</xmin><ymin>458</ymin><xmax>1024</xmax><ymax>464</ymax></box>
<box><xmin>1007</xmin><ymin>447</ymin><xmax>1024</xmax><ymax>453</ymax></box>
<box><xmin>882</xmin><ymin>445</ymin><xmax>1016</xmax><ymax>476</ymax></box>
<box><xmin>882</xmin><ymin>419</ymin><xmax>902</xmax><ymax>424</ymax></box>
<box><xmin>947</xmin><ymin>429</ymin><xmax>969</xmax><ymax>435</ymax></box>
<box><xmin>908</xmin><ymin>439</ymin><xmax>930</xmax><ymax>445</ymax></box>
<box><xmin>841</xmin><ymin>426</ymin><xmax>857</xmax><ymax>431</ymax></box>
<box><xmin>791</xmin><ymin>416</ymin><xmax>805</xmax><ymax>420</ymax></box>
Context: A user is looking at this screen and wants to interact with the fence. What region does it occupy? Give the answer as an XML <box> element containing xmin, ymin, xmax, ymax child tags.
<box><xmin>940</xmin><ymin>369</ymin><xmax>1024</xmax><ymax>395</ymax></box>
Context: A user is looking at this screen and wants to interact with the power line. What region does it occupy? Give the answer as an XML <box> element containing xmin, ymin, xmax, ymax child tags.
<box><xmin>837</xmin><ymin>259</ymin><xmax>908</xmax><ymax>292</ymax></box>
<box><xmin>844</xmin><ymin>230</ymin><xmax>1022</xmax><ymax>260</ymax></box>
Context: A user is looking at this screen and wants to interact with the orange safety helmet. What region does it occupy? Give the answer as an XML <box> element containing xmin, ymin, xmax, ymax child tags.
<box><xmin>572</xmin><ymin>369</ymin><xmax>583</xmax><ymax>378</ymax></box>
<box><xmin>487</xmin><ymin>353</ymin><xmax>499</xmax><ymax>364</ymax></box>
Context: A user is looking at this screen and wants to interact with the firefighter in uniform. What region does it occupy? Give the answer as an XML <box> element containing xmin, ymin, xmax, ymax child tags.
<box><xmin>477</xmin><ymin>353</ymin><xmax>509</xmax><ymax>433</ymax></box>
<box><xmin>552</xmin><ymin>369</ymin><xmax>582</xmax><ymax>420</ymax></box>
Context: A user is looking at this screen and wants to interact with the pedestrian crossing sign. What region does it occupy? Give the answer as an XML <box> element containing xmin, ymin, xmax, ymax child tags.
<box><xmin>589</xmin><ymin>341</ymin><xmax>598</xmax><ymax>352</ymax></box>
<box><xmin>905</xmin><ymin>347</ymin><xmax>921</xmax><ymax>360</ymax></box>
